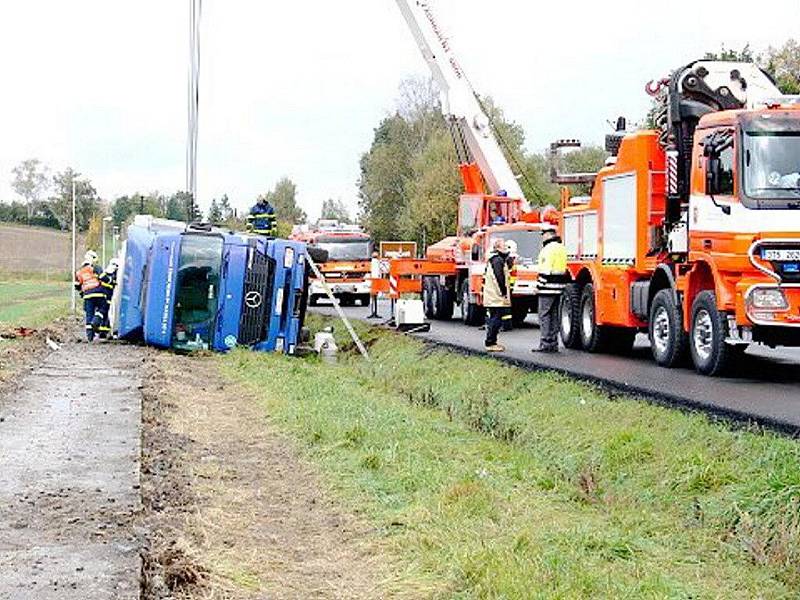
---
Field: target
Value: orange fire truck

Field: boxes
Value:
[291,221,373,307]
[386,0,553,327]
[555,61,800,375]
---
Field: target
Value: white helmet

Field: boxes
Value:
[83,250,98,265]
[506,239,518,256]
[106,258,120,273]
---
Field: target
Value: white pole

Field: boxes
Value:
[102,219,107,265]
[71,178,77,314]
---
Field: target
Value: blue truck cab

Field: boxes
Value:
[115,216,309,354]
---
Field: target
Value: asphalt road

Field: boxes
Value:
[314,300,800,433]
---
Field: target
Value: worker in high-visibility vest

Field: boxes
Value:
[97,258,119,339]
[534,226,569,353]
[483,238,512,352]
[74,251,105,341]
[246,197,277,236]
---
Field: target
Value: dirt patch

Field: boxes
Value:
[140,351,389,599]
[0,315,79,395]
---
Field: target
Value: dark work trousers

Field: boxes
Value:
[538,294,560,350]
[485,307,508,347]
[83,296,104,341]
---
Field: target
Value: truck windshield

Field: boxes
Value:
[316,239,371,261]
[172,235,223,351]
[742,122,800,209]
[489,230,543,264]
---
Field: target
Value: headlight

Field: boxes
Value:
[747,288,788,310]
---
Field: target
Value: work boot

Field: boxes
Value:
[532,346,558,354]
[485,344,505,353]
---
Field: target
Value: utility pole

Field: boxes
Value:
[71,178,77,314]
[186,0,202,221]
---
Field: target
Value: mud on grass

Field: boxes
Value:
[139,349,389,599]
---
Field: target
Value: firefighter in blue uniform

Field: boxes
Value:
[74,251,105,341]
[247,197,277,236]
[97,258,119,339]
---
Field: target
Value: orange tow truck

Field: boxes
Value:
[555,61,800,375]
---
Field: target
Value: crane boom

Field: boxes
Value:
[393,0,527,205]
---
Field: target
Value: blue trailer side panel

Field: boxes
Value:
[256,240,307,355]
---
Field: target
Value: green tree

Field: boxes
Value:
[166,191,192,221]
[11,158,50,221]
[320,198,352,223]
[259,177,306,224]
[48,168,100,231]
[208,197,222,223]
[764,39,800,94]
[704,44,754,62]
[218,194,233,220]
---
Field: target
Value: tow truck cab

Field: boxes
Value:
[116,217,309,354]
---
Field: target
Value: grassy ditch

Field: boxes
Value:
[0,280,70,329]
[221,316,800,598]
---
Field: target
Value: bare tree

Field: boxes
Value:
[11,158,50,222]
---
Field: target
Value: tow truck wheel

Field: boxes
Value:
[460,279,484,326]
[559,283,582,349]
[689,290,732,376]
[308,294,319,307]
[422,277,436,318]
[579,283,607,352]
[648,289,687,367]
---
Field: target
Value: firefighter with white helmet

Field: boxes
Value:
[74,250,104,341]
[97,257,120,338]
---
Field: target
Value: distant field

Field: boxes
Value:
[0,223,86,280]
[0,280,70,329]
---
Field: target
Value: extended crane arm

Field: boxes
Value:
[393,0,527,205]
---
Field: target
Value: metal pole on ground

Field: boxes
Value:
[71,179,76,314]
[306,252,371,362]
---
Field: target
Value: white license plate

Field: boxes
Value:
[762,249,800,261]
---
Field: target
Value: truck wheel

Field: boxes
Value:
[689,290,732,376]
[460,279,484,326]
[422,277,436,318]
[308,294,319,307]
[559,283,582,349]
[511,300,530,327]
[357,294,371,307]
[579,283,609,353]
[648,289,687,367]
[435,284,455,320]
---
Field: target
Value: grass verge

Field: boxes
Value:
[221,315,800,598]
[0,279,70,330]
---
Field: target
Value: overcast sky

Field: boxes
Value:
[0,1,797,220]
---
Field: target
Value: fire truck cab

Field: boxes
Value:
[292,221,373,307]
[557,61,800,375]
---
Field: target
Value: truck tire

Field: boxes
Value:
[579,283,608,352]
[357,294,371,307]
[559,283,582,349]
[460,279,484,326]
[511,300,530,327]
[422,277,436,318]
[689,290,732,376]
[435,284,455,320]
[648,288,687,367]
[308,294,319,307]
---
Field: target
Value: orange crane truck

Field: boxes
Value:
[292,221,373,307]
[555,61,800,375]
[389,0,554,327]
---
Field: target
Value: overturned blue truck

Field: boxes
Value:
[113,216,315,355]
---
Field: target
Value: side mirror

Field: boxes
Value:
[705,154,721,195]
